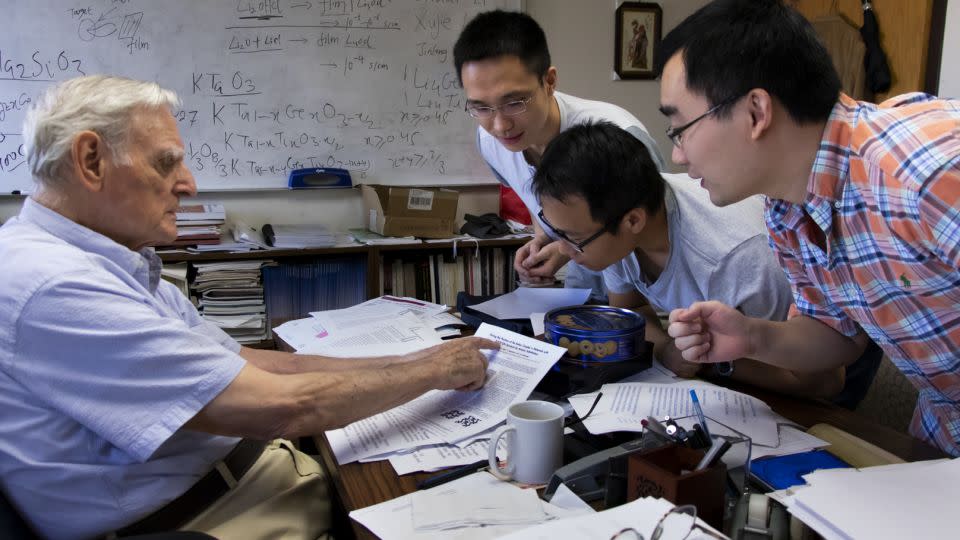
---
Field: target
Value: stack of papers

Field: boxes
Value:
[176,202,226,222]
[498,495,722,540]
[166,202,226,247]
[468,287,591,320]
[349,227,418,245]
[188,220,272,253]
[192,260,273,344]
[350,471,594,539]
[262,223,352,248]
[160,262,189,297]
[777,458,957,539]
[273,295,457,357]
[325,324,565,465]
[352,471,720,540]
[411,477,547,530]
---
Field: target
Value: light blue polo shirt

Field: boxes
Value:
[0,198,246,539]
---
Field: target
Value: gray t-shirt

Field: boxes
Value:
[603,173,792,321]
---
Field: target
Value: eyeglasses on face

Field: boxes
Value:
[665,94,741,147]
[537,209,616,254]
[465,96,533,119]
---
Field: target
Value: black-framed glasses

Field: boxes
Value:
[665,95,741,147]
[537,209,617,254]
[465,96,534,119]
[609,504,727,540]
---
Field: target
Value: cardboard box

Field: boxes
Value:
[361,185,459,239]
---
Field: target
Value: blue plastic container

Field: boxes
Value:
[544,305,646,363]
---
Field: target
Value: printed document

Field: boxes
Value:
[469,287,590,320]
[568,382,780,446]
[308,295,448,330]
[326,324,565,464]
[497,496,722,540]
[389,439,492,476]
[350,471,589,540]
[785,458,958,540]
[274,312,443,357]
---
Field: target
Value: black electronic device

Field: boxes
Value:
[543,431,670,504]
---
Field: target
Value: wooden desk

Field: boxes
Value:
[314,380,944,539]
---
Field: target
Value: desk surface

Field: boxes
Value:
[314,378,944,539]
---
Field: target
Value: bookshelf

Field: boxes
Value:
[158,238,527,348]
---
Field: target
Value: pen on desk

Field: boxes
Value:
[694,438,732,471]
[689,389,711,439]
[415,459,488,490]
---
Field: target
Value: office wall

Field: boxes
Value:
[0,1,706,226]
[939,0,960,98]
[528,0,709,168]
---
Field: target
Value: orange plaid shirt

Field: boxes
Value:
[766,93,960,456]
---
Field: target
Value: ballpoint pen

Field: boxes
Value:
[689,389,711,439]
[415,459,488,490]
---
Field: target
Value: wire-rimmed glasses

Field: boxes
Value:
[609,504,726,540]
[465,96,534,119]
[665,95,741,147]
[537,209,617,254]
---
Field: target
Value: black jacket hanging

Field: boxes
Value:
[860,0,892,94]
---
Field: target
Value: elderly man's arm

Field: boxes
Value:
[239,346,413,374]
[185,337,498,439]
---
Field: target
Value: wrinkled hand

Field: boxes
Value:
[419,337,499,391]
[514,237,569,284]
[667,301,751,364]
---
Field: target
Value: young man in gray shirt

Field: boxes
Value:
[532,121,876,398]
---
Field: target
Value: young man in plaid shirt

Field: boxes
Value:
[660,0,960,456]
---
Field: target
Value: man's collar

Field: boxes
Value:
[804,94,858,205]
[20,198,162,292]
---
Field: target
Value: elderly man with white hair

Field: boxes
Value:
[0,75,497,540]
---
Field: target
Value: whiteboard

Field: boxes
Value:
[0,0,520,194]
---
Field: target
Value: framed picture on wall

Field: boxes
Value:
[615,2,663,80]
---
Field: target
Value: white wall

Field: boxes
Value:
[939,0,960,98]
[0,1,706,226]
[527,0,709,168]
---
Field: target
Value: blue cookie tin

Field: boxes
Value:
[544,305,646,364]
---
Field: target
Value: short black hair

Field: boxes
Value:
[453,10,551,84]
[655,0,840,124]
[533,122,665,226]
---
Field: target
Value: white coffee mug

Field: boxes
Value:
[488,400,564,485]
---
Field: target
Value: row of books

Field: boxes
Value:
[380,247,520,306]
[262,257,368,327]
[168,203,226,247]
[262,224,353,249]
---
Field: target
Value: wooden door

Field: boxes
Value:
[790,0,934,101]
